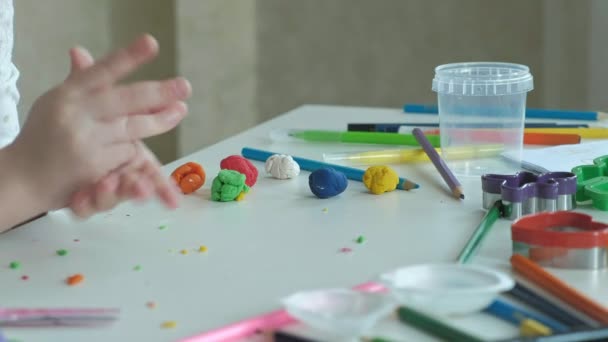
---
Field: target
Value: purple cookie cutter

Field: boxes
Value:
[481,171,577,220]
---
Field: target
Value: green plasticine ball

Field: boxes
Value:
[211,169,251,202]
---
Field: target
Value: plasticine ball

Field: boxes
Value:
[211,169,251,202]
[265,154,300,179]
[362,165,399,195]
[220,155,258,187]
[170,162,206,194]
[308,167,348,199]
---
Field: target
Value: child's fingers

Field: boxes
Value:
[121,101,188,141]
[70,34,158,90]
[68,189,96,218]
[68,46,95,76]
[141,159,180,209]
[99,142,138,174]
[92,173,121,211]
[101,78,191,119]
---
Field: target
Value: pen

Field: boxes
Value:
[270,128,440,147]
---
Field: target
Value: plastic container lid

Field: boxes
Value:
[379,263,514,315]
[432,62,534,96]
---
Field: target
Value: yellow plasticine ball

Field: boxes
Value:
[363,165,400,194]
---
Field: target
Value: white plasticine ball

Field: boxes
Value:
[265,154,300,179]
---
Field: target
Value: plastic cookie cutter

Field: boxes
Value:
[481,171,577,220]
[572,155,608,211]
[511,212,608,269]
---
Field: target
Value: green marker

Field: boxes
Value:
[9,261,20,269]
[270,129,440,147]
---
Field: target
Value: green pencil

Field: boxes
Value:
[271,129,440,147]
[457,200,503,264]
[397,306,485,342]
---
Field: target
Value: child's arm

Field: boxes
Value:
[0,145,45,232]
[0,34,191,233]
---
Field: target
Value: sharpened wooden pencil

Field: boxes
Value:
[412,128,463,199]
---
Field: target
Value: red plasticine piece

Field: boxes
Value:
[220,155,258,187]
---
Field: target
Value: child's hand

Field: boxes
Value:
[7,34,191,212]
[63,46,182,218]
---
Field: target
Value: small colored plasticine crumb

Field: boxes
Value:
[66,274,84,286]
[362,165,400,195]
[158,225,168,230]
[356,236,365,244]
[171,162,206,194]
[161,320,177,329]
[146,301,157,309]
[73,239,80,242]
[9,261,19,270]
[133,265,142,271]
[220,155,259,187]
[211,169,250,202]
[340,247,352,253]
[322,208,328,213]
[21,275,29,281]
[198,245,207,253]
[180,249,188,255]
[56,249,68,256]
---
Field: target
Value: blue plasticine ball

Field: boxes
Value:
[308,167,348,199]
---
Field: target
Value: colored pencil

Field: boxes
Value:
[348,123,588,132]
[506,282,591,328]
[178,282,386,342]
[412,128,463,199]
[242,147,419,190]
[457,201,503,263]
[523,128,608,139]
[497,326,608,342]
[270,128,440,147]
[396,306,485,342]
[484,298,568,333]
[510,255,608,324]
[403,103,608,121]
[322,145,504,165]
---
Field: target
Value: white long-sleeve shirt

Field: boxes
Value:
[0,0,20,148]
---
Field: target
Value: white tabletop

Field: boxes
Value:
[1,105,607,342]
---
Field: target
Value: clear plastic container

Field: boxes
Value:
[433,62,534,176]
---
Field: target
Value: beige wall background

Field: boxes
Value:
[12,0,605,163]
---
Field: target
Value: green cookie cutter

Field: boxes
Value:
[572,155,608,210]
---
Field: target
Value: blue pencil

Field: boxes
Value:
[241,147,419,190]
[347,122,587,133]
[404,103,607,121]
[484,298,570,333]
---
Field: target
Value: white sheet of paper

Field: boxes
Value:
[502,141,608,173]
